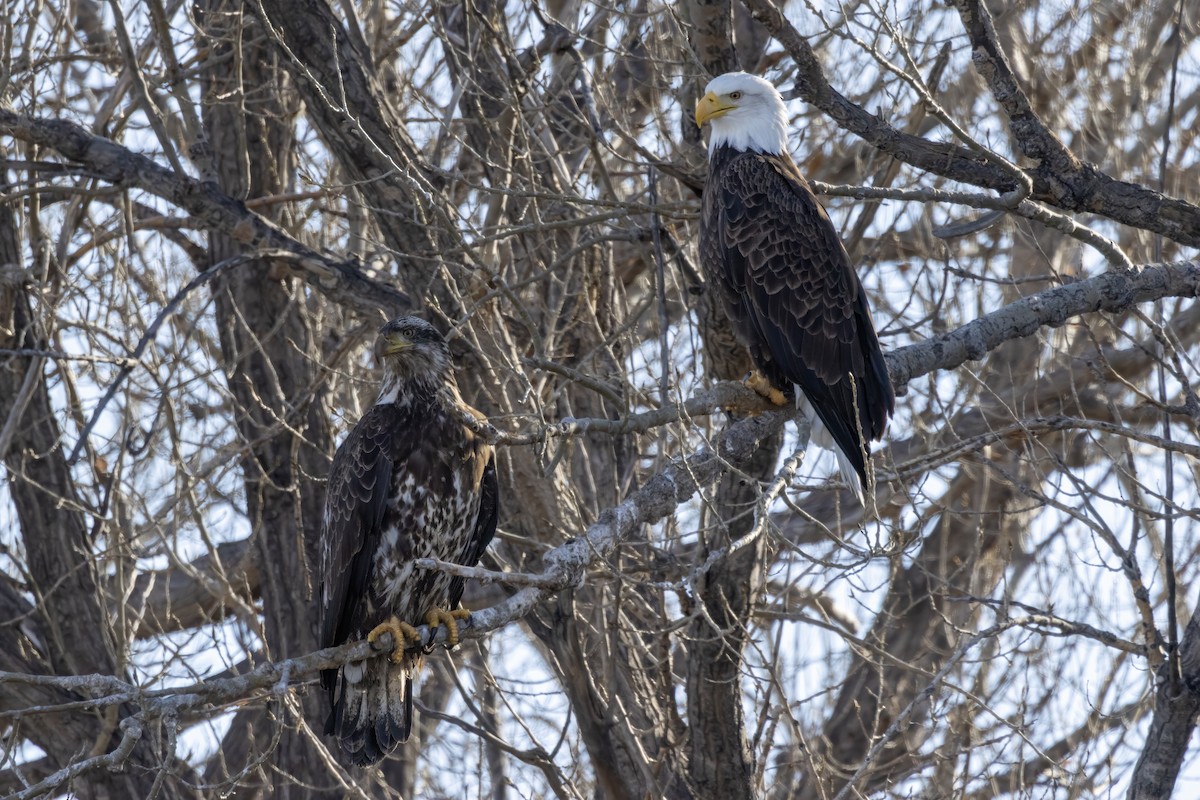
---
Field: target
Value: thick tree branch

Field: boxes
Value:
[1127,602,1200,799]
[7,718,145,800]
[128,539,258,638]
[738,0,1200,246]
[947,0,1077,168]
[737,0,1017,188]
[784,292,1200,537]
[249,0,461,291]
[0,109,409,317]
[885,260,1200,394]
[5,256,1191,704]
[102,261,1200,649]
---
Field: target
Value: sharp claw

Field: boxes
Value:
[744,371,788,407]
[367,617,422,663]
[425,606,472,647]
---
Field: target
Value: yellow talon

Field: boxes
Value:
[425,607,471,647]
[745,370,789,407]
[367,616,422,664]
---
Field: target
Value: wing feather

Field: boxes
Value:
[703,149,895,483]
[319,406,410,690]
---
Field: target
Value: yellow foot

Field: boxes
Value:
[745,370,789,407]
[425,607,471,647]
[367,616,422,664]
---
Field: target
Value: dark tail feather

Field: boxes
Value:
[326,659,412,766]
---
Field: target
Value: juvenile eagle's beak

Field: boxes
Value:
[377,332,412,359]
[695,91,734,127]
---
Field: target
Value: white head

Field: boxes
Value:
[695,72,790,156]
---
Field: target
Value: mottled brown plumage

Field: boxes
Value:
[320,316,498,765]
[697,72,894,500]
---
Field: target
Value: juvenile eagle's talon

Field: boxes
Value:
[367,617,422,664]
[426,606,471,647]
[745,370,789,407]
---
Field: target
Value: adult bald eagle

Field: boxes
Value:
[320,316,498,765]
[695,71,895,503]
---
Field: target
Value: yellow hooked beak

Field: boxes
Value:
[695,91,735,127]
[377,331,413,358]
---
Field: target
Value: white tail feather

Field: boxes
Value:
[796,390,866,506]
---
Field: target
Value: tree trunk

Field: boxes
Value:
[197,2,335,795]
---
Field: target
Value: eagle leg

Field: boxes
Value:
[367,616,423,664]
[745,370,789,407]
[425,607,471,647]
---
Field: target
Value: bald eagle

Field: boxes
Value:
[695,71,894,503]
[320,316,498,765]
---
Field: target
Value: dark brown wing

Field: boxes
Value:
[319,405,410,692]
[702,148,894,482]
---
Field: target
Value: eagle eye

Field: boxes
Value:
[729,91,742,100]
[402,328,414,338]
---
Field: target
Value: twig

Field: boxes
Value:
[0,109,411,315]
[812,181,1133,270]
[831,616,1064,800]
[66,253,256,465]
[9,717,142,800]
[472,382,775,446]
[1155,0,1187,688]
[947,598,1146,656]
[737,0,1200,247]
[0,349,138,366]
[416,702,585,800]
[649,166,673,403]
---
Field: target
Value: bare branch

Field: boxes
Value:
[8,718,144,800]
[0,110,409,316]
[886,260,1200,394]
[739,0,1200,246]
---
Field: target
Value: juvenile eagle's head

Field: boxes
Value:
[373,316,452,402]
[695,71,789,156]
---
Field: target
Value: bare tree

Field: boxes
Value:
[2,0,1198,798]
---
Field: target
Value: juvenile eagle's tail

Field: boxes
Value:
[325,657,412,766]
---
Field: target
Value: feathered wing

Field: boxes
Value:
[319,399,499,765]
[705,150,894,488]
[319,405,414,765]
[320,408,395,675]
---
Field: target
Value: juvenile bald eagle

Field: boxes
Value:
[695,71,895,503]
[320,316,498,765]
